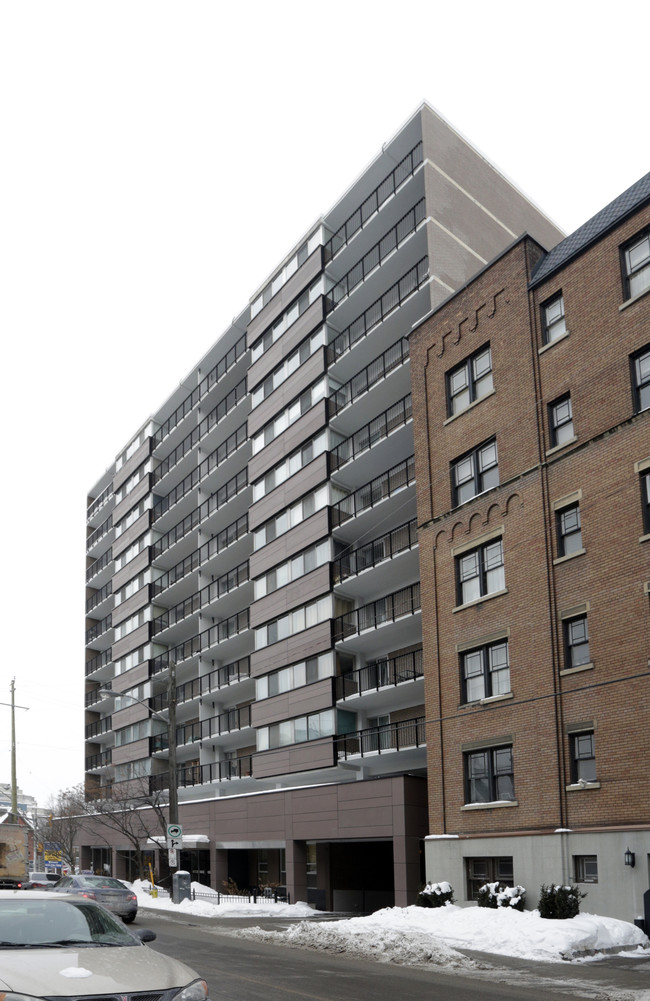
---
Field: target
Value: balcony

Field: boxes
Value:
[201,704,252,740]
[331,456,415,528]
[151,609,250,673]
[325,199,425,316]
[86,547,112,583]
[334,715,425,761]
[85,649,112,678]
[152,514,248,596]
[334,582,420,642]
[87,514,113,552]
[87,483,113,524]
[328,338,409,419]
[336,649,423,701]
[330,394,412,473]
[86,581,112,614]
[152,562,249,636]
[86,613,112,645]
[149,658,251,716]
[149,755,253,793]
[85,749,112,770]
[153,333,247,448]
[334,519,418,585]
[85,716,112,739]
[324,141,423,264]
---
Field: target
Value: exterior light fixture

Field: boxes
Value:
[624,847,635,868]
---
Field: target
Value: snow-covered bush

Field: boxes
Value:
[477,881,526,911]
[538,883,586,919]
[416,881,455,907]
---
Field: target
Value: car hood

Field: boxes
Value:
[0,943,200,996]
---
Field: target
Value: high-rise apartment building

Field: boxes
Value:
[83,103,562,909]
[410,173,650,922]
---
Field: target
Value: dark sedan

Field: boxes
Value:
[51,874,138,922]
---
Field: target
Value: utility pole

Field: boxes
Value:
[0,681,29,822]
[167,661,178,828]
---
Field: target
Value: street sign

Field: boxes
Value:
[168,848,177,867]
[166,823,182,852]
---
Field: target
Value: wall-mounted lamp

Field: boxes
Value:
[624,847,635,868]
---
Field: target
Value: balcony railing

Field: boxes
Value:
[334,715,425,760]
[328,257,429,364]
[324,140,423,263]
[149,658,251,714]
[85,716,112,739]
[86,613,112,644]
[151,609,250,673]
[86,581,112,614]
[85,749,112,770]
[151,423,247,521]
[87,514,113,551]
[149,755,253,792]
[333,582,420,642]
[330,394,411,472]
[336,648,423,700]
[325,199,425,316]
[153,333,247,447]
[87,483,113,522]
[331,456,415,527]
[334,518,418,584]
[152,515,248,596]
[153,467,247,529]
[152,561,249,635]
[86,547,112,583]
[85,649,112,677]
[153,379,247,486]
[85,689,104,708]
[201,704,252,739]
[328,338,409,418]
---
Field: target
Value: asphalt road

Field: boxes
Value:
[140,908,650,1001]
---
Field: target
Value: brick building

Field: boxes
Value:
[410,174,650,921]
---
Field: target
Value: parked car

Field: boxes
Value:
[51,874,138,922]
[23,871,61,889]
[0,889,210,999]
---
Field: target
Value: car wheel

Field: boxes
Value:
[122,913,136,924]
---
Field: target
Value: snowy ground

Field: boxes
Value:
[133,879,649,967]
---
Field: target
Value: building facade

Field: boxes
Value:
[410,174,650,922]
[83,103,562,909]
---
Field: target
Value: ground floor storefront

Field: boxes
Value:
[77,774,427,911]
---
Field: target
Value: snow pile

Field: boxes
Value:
[132,879,316,917]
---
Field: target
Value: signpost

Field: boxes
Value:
[166,824,182,871]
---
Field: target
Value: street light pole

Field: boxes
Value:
[0,681,29,822]
[166,662,178,828]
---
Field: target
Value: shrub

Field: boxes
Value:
[538,883,586,919]
[416,881,455,907]
[477,881,526,911]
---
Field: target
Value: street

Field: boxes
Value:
[141,908,650,1001]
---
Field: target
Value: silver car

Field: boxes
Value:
[51,874,138,922]
[0,890,210,999]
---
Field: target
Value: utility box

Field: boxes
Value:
[172,870,191,905]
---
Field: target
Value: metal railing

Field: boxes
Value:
[152,515,248,596]
[85,749,112,769]
[335,716,425,760]
[334,518,418,583]
[153,561,249,635]
[327,257,429,364]
[328,338,409,418]
[86,547,113,582]
[86,613,112,644]
[325,199,425,315]
[151,609,250,673]
[330,394,411,471]
[151,423,247,521]
[85,716,112,739]
[87,483,113,522]
[333,582,420,642]
[336,648,423,700]
[85,649,111,677]
[153,333,247,447]
[331,455,415,527]
[149,658,251,715]
[86,580,112,614]
[149,755,254,795]
[324,141,423,263]
[87,514,113,551]
[153,379,247,486]
[153,467,247,529]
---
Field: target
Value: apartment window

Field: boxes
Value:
[542,293,566,344]
[465,745,514,804]
[256,653,332,700]
[252,431,328,502]
[255,595,332,649]
[565,615,590,668]
[254,540,330,599]
[557,503,582,556]
[574,855,598,883]
[461,641,510,703]
[251,377,328,454]
[253,485,329,550]
[549,394,574,447]
[622,229,650,300]
[642,470,650,534]
[631,345,650,413]
[452,439,499,506]
[457,538,505,605]
[256,707,336,751]
[447,345,493,416]
[466,857,513,900]
[250,327,326,408]
[570,731,596,783]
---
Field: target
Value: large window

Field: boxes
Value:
[452,439,499,506]
[556,503,583,557]
[254,540,330,599]
[457,538,505,605]
[461,640,510,703]
[542,293,566,344]
[255,595,332,649]
[465,745,514,804]
[570,731,596,783]
[564,615,590,669]
[251,378,328,454]
[549,394,574,447]
[466,857,513,900]
[251,327,326,408]
[256,652,332,701]
[252,431,329,502]
[250,276,324,362]
[621,229,650,300]
[253,485,329,550]
[631,345,650,413]
[257,708,338,751]
[446,345,493,416]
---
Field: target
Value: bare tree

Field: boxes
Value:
[42,784,87,871]
[83,780,170,881]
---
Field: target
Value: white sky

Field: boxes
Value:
[1,0,648,807]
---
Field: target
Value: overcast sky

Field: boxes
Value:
[1,0,647,808]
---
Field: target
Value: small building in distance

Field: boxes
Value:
[410,173,650,921]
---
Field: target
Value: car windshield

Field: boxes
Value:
[78,876,128,890]
[0,898,139,948]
